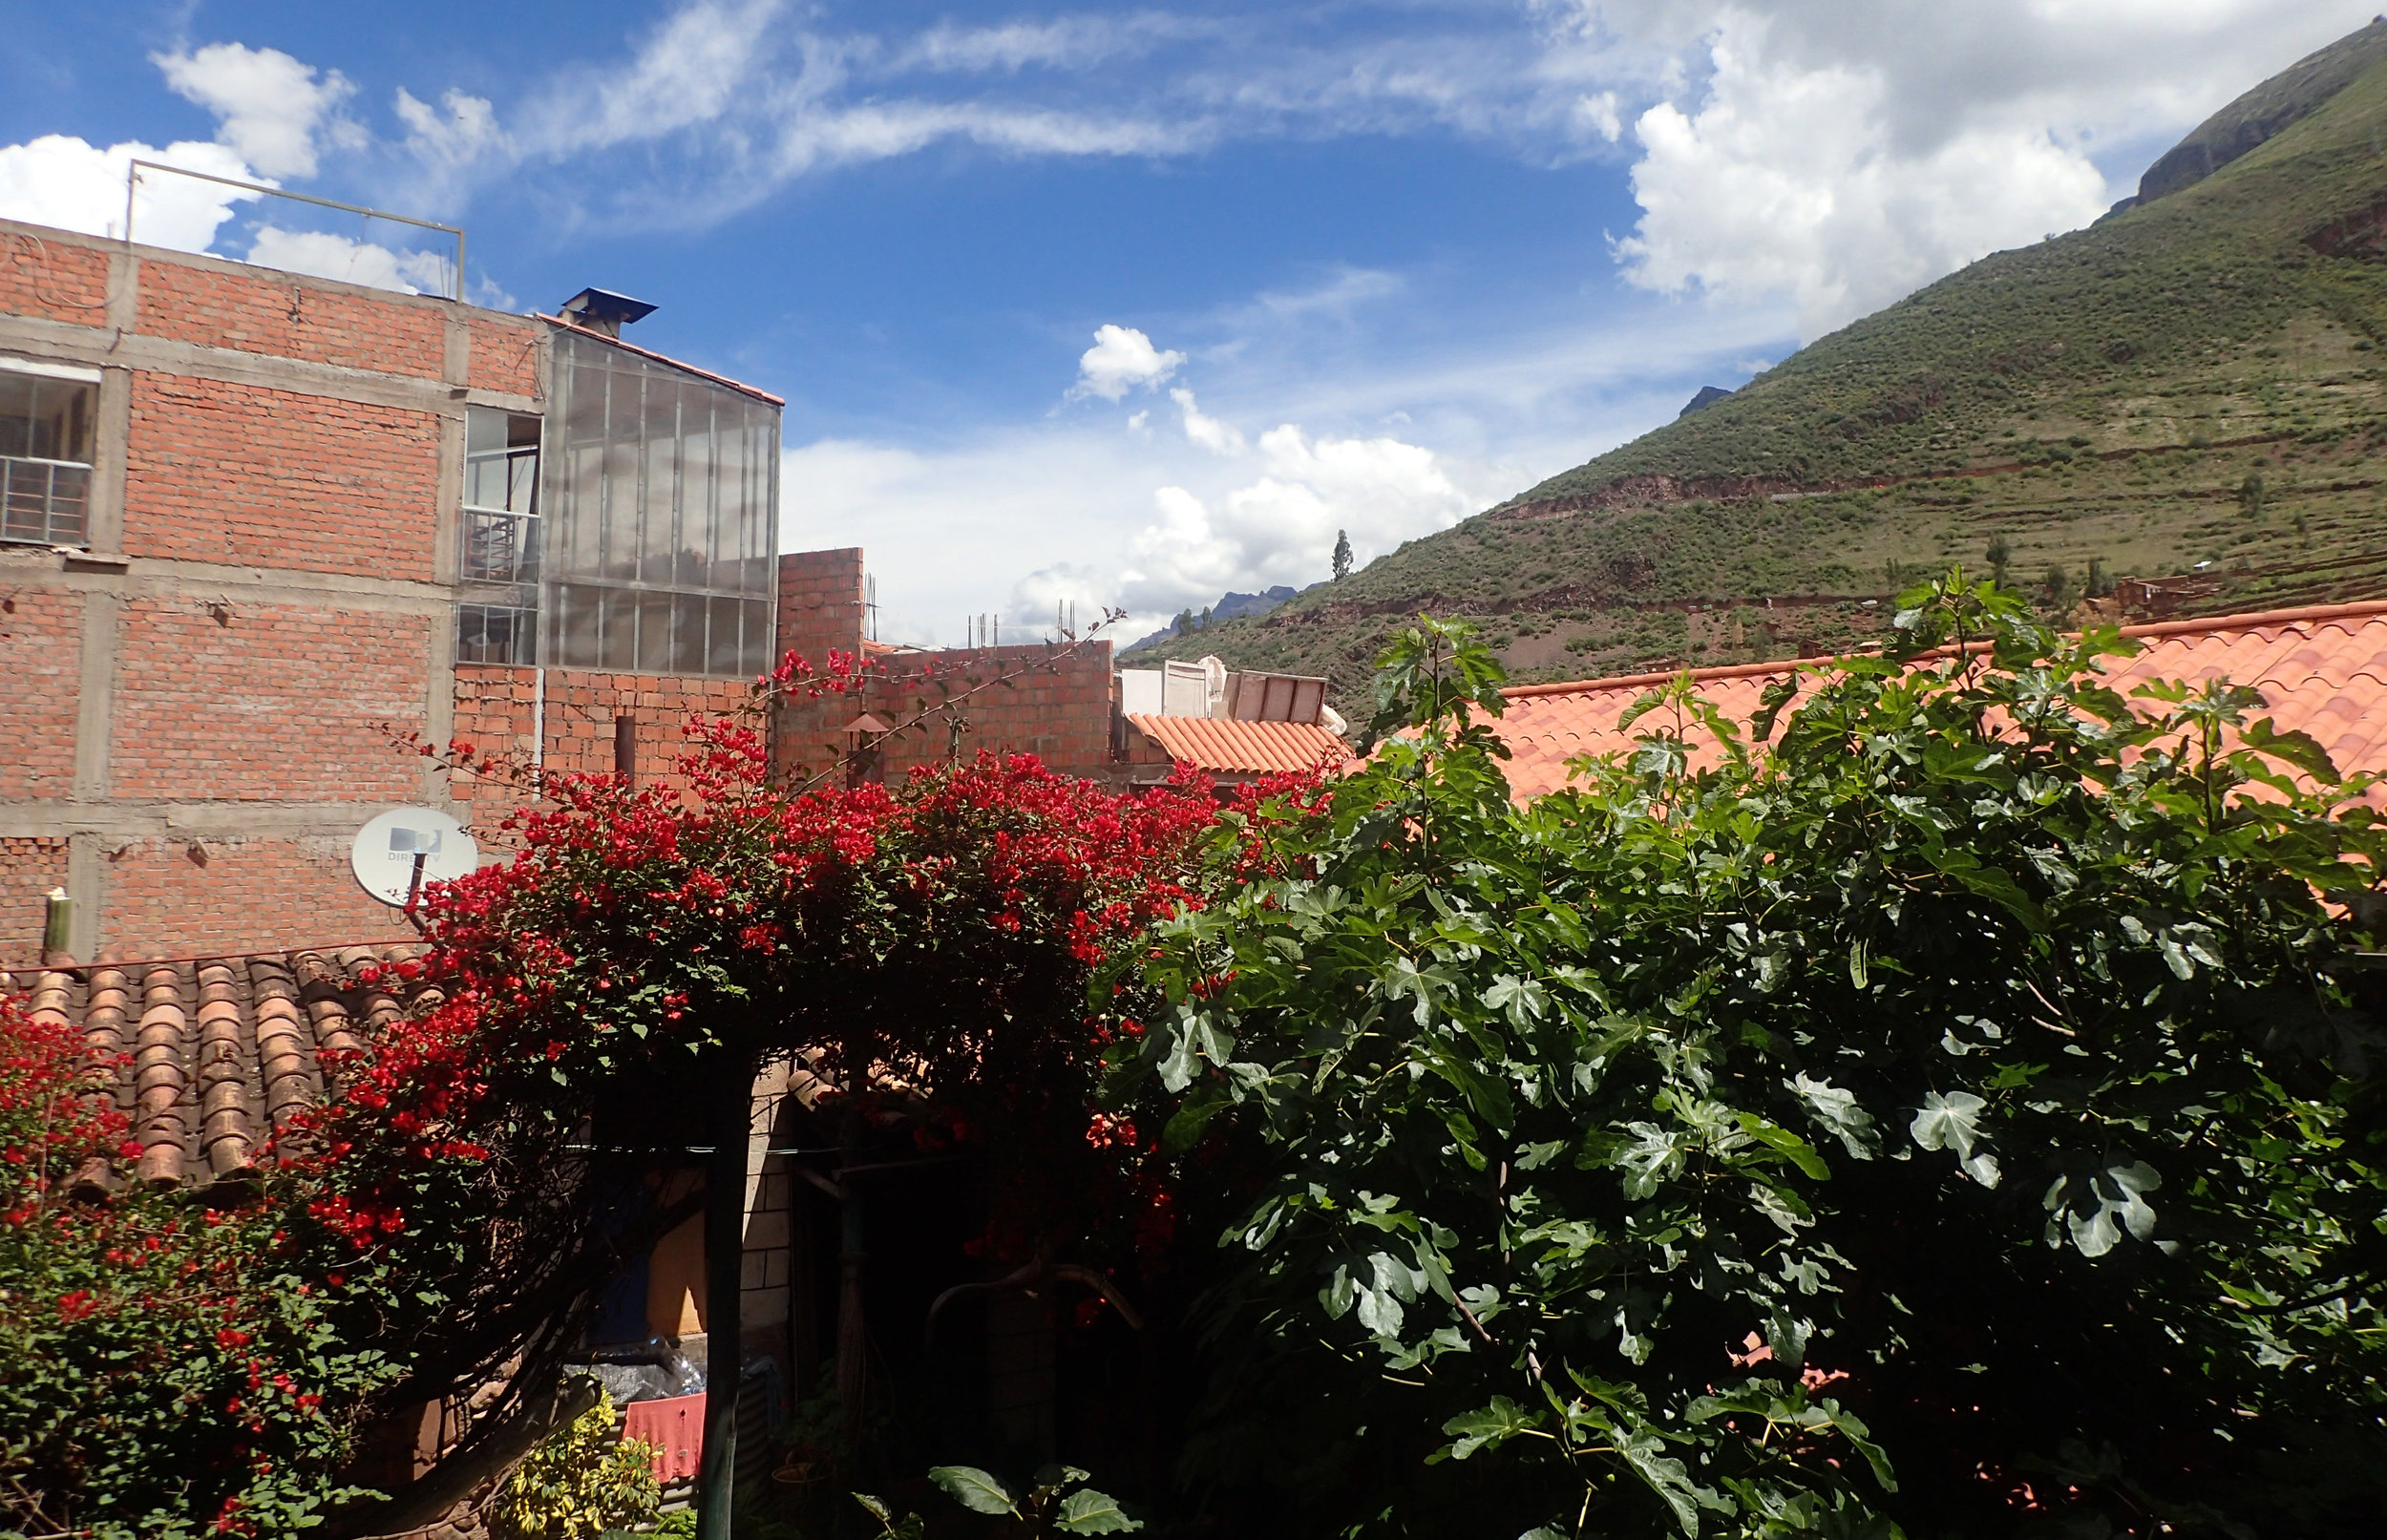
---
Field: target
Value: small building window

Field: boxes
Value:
[0,356,98,548]
[463,407,541,582]
[455,405,542,665]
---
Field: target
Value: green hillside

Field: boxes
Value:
[1143,22,2387,699]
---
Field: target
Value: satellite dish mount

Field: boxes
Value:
[351,809,478,931]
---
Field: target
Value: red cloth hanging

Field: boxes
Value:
[621,1391,706,1483]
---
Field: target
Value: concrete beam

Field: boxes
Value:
[0,799,475,840]
[0,546,463,615]
[0,312,499,418]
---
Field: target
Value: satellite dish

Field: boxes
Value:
[350,808,478,907]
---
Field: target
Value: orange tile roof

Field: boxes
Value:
[7,945,438,1190]
[1126,713,1350,775]
[1490,600,2387,802]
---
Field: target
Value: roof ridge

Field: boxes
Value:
[1501,599,2387,701]
[538,315,786,406]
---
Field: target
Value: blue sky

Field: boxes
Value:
[3,0,2376,643]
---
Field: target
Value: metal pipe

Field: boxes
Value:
[695,1068,749,1540]
[123,160,466,300]
[41,889,72,961]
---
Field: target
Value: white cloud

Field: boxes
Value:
[1170,389,1246,455]
[395,87,507,177]
[243,228,457,295]
[1584,0,2380,339]
[1613,12,2109,339]
[0,135,259,249]
[1110,411,1483,617]
[521,0,788,156]
[154,42,359,180]
[894,16,1195,74]
[785,280,1799,646]
[1070,325,1186,401]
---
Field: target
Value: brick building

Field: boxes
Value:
[0,215,793,966]
[0,213,1152,967]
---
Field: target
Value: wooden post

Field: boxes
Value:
[695,1066,748,1540]
[614,714,636,786]
[835,1184,868,1411]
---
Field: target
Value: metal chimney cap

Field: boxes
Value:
[558,287,658,334]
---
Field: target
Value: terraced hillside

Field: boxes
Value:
[1143,21,2387,700]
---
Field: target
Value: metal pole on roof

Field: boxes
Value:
[694,1065,749,1540]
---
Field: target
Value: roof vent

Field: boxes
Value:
[557,287,657,338]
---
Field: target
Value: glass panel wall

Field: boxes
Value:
[452,331,779,677]
[536,329,778,677]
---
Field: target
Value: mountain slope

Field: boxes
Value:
[1143,24,2387,701]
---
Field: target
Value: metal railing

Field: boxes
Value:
[0,455,90,546]
[124,160,466,302]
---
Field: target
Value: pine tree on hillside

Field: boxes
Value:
[1333,529,1353,582]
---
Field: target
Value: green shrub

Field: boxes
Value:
[496,1388,660,1540]
[1119,592,2387,1536]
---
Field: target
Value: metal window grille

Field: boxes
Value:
[0,457,90,546]
[455,603,538,665]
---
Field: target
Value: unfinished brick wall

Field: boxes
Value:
[0,216,792,965]
[0,585,85,799]
[124,373,444,579]
[775,547,866,665]
[97,834,417,960]
[466,314,541,397]
[771,551,1117,784]
[110,600,433,802]
[135,261,450,378]
[0,231,108,324]
[449,664,757,831]
[0,838,71,964]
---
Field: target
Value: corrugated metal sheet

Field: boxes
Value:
[1489,601,2387,802]
[1126,713,1349,774]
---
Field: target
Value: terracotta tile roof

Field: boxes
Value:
[1125,713,1350,775]
[7,944,440,1190]
[1491,600,2387,802]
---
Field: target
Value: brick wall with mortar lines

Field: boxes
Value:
[0,585,86,798]
[449,665,757,833]
[125,372,443,578]
[466,314,542,397]
[110,600,434,802]
[97,834,417,961]
[774,645,1118,785]
[775,547,866,664]
[0,838,71,967]
[771,550,1117,782]
[134,260,451,379]
[0,231,108,325]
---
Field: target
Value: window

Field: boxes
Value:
[0,356,97,547]
[463,408,541,582]
[454,405,543,664]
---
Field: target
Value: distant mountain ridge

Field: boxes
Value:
[1135,19,2387,704]
[1121,584,1306,654]
[2133,16,2387,205]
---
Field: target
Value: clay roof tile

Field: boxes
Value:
[1488,601,2387,802]
[15,944,440,1192]
[1125,714,1349,775]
